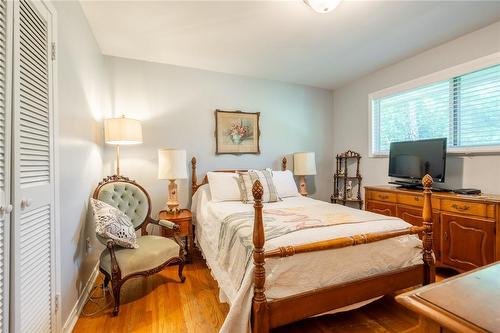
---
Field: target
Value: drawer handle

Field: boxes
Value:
[378,194,389,200]
[451,203,470,211]
[444,232,448,241]
[414,196,420,201]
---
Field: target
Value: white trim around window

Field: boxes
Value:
[368,52,500,157]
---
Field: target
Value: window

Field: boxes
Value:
[370,63,500,155]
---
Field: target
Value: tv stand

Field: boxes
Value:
[365,185,500,273]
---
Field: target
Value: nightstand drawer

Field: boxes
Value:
[176,219,191,237]
[158,209,193,237]
[158,209,194,262]
[160,219,191,237]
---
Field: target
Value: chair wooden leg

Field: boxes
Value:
[103,274,110,290]
[178,260,186,283]
[111,281,121,316]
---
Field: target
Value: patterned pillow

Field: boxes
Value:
[90,198,139,249]
[237,169,280,203]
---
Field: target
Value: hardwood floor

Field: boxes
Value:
[73,252,452,333]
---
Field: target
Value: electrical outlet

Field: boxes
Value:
[86,237,92,254]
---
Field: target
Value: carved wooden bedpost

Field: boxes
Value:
[281,157,287,171]
[422,174,436,285]
[191,157,197,195]
[252,180,269,333]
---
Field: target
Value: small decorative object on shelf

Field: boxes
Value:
[331,150,363,209]
[346,180,353,199]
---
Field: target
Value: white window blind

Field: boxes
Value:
[371,64,500,155]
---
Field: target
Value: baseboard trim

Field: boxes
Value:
[62,263,100,333]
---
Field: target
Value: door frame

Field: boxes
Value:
[47,0,60,331]
[9,0,59,331]
[43,1,60,331]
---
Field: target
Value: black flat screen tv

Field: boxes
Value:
[388,138,447,183]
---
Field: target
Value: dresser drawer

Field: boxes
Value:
[367,190,397,203]
[398,193,423,207]
[397,205,424,226]
[396,205,441,260]
[441,200,488,217]
[366,201,397,217]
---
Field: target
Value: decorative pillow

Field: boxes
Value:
[237,169,280,203]
[90,198,139,249]
[207,172,241,202]
[272,170,300,198]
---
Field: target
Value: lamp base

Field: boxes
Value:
[166,179,180,213]
[299,175,308,196]
[166,204,180,214]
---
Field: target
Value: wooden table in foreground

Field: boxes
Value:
[396,262,500,333]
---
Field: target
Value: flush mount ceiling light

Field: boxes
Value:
[304,0,342,13]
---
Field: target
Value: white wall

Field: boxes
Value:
[104,56,334,215]
[333,21,500,194]
[53,1,110,328]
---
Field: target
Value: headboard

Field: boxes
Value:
[191,156,288,196]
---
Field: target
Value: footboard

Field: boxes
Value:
[251,175,436,333]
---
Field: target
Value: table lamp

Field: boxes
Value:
[294,152,317,196]
[158,149,187,213]
[104,116,143,176]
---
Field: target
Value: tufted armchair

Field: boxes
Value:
[93,175,185,316]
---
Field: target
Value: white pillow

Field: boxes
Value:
[207,171,241,202]
[272,170,300,198]
[237,170,280,203]
[90,198,139,249]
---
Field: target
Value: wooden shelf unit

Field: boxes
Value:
[331,150,363,209]
[365,185,500,273]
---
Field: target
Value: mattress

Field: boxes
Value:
[191,184,423,332]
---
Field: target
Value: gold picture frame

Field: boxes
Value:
[215,109,260,155]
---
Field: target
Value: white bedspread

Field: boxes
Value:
[191,185,423,333]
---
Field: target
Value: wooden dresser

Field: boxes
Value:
[365,186,500,272]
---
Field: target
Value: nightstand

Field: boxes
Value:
[158,209,194,262]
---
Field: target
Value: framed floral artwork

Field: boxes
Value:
[215,109,260,154]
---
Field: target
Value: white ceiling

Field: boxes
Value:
[80,1,500,89]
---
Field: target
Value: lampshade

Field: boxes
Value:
[304,0,342,13]
[104,117,143,145]
[294,152,317,176]
[158,149,188,180]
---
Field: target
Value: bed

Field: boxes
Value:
[190,157,435,333]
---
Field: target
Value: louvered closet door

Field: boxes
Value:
[11,1,55,332]
[0,1,11,332]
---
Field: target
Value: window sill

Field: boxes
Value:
[370,146,500,158]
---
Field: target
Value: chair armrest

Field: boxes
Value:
[150,219,185,255]
[149,218,184,255]
[159,219,178,230]
[106,239,116,248]
[149,218,180,233]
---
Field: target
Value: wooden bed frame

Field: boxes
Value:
[191,156,435,333]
